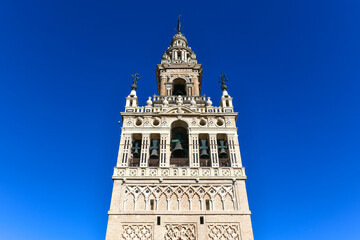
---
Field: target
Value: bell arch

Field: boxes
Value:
[172,78,187,96]
[170,120,189,167]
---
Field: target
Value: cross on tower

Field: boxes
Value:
[131,72,140,90]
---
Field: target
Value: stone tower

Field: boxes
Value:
[105,21,254,240]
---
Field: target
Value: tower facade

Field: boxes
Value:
[105,24,254,240]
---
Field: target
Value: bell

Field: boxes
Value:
[218,140,228,158]
[132,141,141,158]
[171,133,186,158]
[172,141,186,158]
[172,141,184,152]
[199,139,209,159]
[150,140,159,159]
[150,149,159,158]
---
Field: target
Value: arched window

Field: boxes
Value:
[172,78,186,96]
[170,120,189,167]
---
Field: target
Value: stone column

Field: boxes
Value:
[140,134,150,167]
[227,134,242,167]
[209,134,219,167]
[117,133,132,167]
[189,133,199,167]
[160,134,170,167]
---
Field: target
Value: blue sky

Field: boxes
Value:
[1,0,359,239]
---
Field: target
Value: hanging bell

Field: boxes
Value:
[132,141,141,158]
[218,140,228,158]
[199,139,209,159]
[150,140,159,159]
[172,141,185,156]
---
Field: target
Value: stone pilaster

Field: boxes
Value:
[140,134,150,167]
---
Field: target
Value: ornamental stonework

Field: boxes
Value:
[164,224,196,240]
[121,224,152,240]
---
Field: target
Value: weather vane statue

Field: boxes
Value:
[131,72,140,90]
[219,72,228,91]
[177,14,182,33]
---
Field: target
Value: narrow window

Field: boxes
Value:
[205,199,210,210]
[157,216,161,225]
[150,199,155,210]
[200,216,204,225]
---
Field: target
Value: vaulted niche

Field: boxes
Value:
[217,134,230,167]
[149,133,160,167]
[199,134,211,167]
[170,120,189,166]
[172,78,186,96]
[130,133,142,167]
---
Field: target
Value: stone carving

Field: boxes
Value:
[176,95,183,105]
[207,223,240,240]
[150,169,157,176]
[203,169,210,176]
[191,169,198,176]
[222,169,231,176]
[161,169,170,176]
[164,224,196,240]
[234,169,242,176]
[121,224,152,240]
[118,169,125,176]
[115,167,242,178]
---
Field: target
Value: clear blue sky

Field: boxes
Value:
[1,0,359,239]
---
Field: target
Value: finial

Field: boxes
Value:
[177,14,182,33]
[131,72,140,90]
[219,72,228,91]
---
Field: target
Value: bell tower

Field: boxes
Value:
[105,18,254,240]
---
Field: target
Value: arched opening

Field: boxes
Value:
[129,134,142,167]
[199,134,211,167]
[172,78,186,96]
[217,134,230,167]
[170,120,189,167]
[149,134,160,167]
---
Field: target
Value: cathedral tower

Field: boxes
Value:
[105,19,254,240]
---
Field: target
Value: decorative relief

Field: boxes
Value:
[202,169,210,176]
[124,185,234,207]
[115,167,244,178]
[207,223,240,240]
[129,170,137,176]
[191,169,198,176]
[150,169,157,176]
[234,169,242,176]
[118,169,125,176]
[161,169,169,176]
[164,224,196,240]
[222,169,231,176]
[121,224,152,240]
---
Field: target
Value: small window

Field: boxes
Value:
[205,200,210,210]
[157,216,161,225]
[150,199,155,210]
[200,216,204,225]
